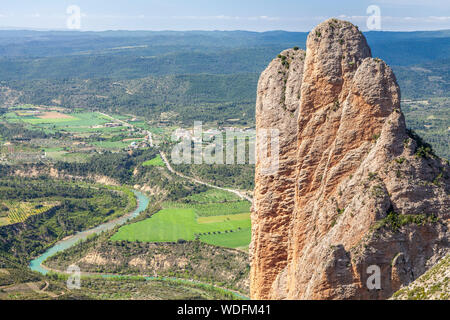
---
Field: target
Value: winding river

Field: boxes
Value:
[29,190,149,275]
[28,190,248,299]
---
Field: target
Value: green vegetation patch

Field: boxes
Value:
[182,189,241,203]
[15,112,109,129]
[197,212,250,224]
[110,207,251,248]
[0,201,57,226]
[0,177,135,262]
[164,200,251,217]
[91,140,134,149]
[142,154,165,167]
[200,228,251,249]
[402,99,448,160]
[193,201,251,217]
[372,211,439,232]
[392,254,449,300]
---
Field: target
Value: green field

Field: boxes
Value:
[1,108,151,153]
[183,189,241,203]
[165,200,251,217]
[23,116,79,124]
[200,229,251,249]
[3,110,110,130]
[0,217,9,227]
[110,205,251,248]
[142,155,165,167]
[109,189,253,248]
[48,112,110,127]
[197,212,250,223]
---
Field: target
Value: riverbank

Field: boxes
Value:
[29,189,249,300]
[29,190,149,275]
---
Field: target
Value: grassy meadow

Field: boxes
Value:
[142,154,165,167]
[111,189,252,249]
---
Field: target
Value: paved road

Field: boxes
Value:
[159,151,253,203]
[101,112,253,203]
[41,263,248,300]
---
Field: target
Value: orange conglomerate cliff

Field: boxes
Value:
[250,19,450,300]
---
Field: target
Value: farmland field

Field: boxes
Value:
[0,217,8,227]
[200,228,251,249]
[0,107,155,159]
[183,188,241,203]
[110,195,252,249]
[23,113,77,124]
[29,112,110,128]
[0,201,58,226]
[165,200,251,217]
[44,150,92,163]
[197,212,250,224]
[142,155,165,167]
[2,109,113,132]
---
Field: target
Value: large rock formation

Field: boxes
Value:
[251,19,450,300]
[390,253,449,300]
[251,47,305,299]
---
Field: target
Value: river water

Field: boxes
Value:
[28,190,248,299]
[29,190,149,275]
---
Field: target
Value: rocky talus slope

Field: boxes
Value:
[390,253,449,300]
[251,19,449,300]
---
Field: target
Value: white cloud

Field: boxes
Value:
[159,15,280,21]
[429,16,450,21]
[375,0,447,6]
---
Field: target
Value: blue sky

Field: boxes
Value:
[0,0,449,31]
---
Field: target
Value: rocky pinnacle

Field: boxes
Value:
[251,19,449,300]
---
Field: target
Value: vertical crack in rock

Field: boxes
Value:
[251,19,450,300]
[251,48,305,300]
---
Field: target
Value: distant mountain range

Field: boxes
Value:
[0,27,447,159]
[0,29,448,66]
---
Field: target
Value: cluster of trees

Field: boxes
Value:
[54,148,158,183]
[393,60,450,99]
[174,163,255,190]
[0,176,99,200]
[4,73,258,126]
[46,234,250,294]
[402,99,449,160]
[51,148,211,201]
[0,122,59,140]
[0,177,128,263]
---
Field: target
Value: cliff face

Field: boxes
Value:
[251,19,450,300]
[251,48,305,299]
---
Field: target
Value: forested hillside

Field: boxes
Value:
[0,29,448,158]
